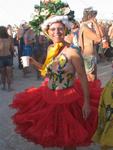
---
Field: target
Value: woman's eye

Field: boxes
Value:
[49,27,64,31]
[50,28,55,31]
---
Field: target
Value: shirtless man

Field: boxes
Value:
[108,22,113,49]
[79,7,102,81]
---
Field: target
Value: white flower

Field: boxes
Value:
[41,9,50,16]
[62,7,70,15]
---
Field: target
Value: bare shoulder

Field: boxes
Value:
[79,23,89,35]
[67,47,80,58]
[80,22,88,28]
[68,47,78,55]
[66,47,84,67]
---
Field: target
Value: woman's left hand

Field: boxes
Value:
[82,101,91,120]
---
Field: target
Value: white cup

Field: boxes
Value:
[21,56,30,68]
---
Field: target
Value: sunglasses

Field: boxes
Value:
[49,27,65,32]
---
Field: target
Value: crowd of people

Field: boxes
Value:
[1,8,113,86]
[0,1,113,150]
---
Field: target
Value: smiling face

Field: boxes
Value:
[47,22,66,43]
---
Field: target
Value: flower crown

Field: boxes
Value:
[29,0,75,35]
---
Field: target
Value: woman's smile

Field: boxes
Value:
[48,22,65,42]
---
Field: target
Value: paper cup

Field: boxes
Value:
[21,56,30,68]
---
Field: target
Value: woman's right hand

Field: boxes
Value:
[29,57,36,65]
[29,57,42,70]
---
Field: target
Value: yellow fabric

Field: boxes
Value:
[92,78,113,146]
[40,42,64,77]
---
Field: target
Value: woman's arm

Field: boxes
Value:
[30,57,42,70]
[71,48,90,119]
[83,22,101,43]
[30,45,53,72]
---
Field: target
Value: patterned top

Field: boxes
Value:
[47,52,75,90]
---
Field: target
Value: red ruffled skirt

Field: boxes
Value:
[10,79,102,147]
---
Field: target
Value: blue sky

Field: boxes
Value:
[0,0,113,26]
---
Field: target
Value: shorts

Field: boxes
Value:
[0,55,13,68]
[83,55,97,74]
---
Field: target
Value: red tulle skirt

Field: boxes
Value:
[10,79,102,147]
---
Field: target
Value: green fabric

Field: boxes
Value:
[110,39,113,47]
[83,55,96,73]
[93,78,113,146]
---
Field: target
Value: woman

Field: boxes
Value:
[0,26,14,91]
[10,15,102,149]
[93,63,113,150]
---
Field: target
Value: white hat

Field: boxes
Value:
[41,15,72,32]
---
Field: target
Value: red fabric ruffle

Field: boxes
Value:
[10,79,102,147]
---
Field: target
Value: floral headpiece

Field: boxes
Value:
[29,0,75,35]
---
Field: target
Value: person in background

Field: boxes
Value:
[7,25,14,66]
[17,22,25,69]
[97,20,109,62]
[79,7,102,81]
[22,25,35,77]
[7,24,13,37]
[108,21,113,57]
[93,61,113,150]
[0,26,14,91]
[70,20,80,49]
[33,33,52,79]
[65,20,80,54]
[10,14,102,150]
[13,25,19,57]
